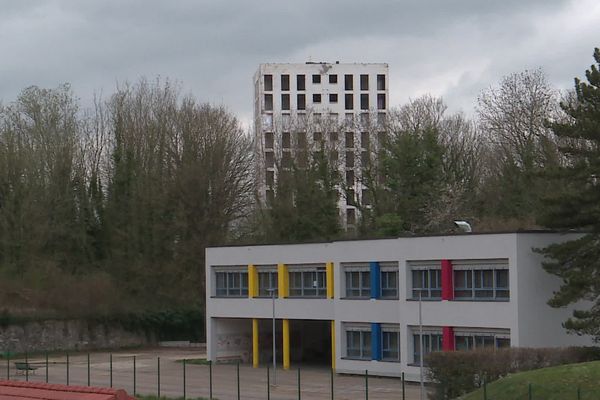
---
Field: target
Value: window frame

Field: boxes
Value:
[454,268,510,300]
[288,268,327,297]
[344,269,371,298]
[215,270,249,297]
[411,268,442,300]
[346,328,371,360]
[380,269,399,299]
[258,269,278,297]
[381,329,400,362]
[412,331,442,365]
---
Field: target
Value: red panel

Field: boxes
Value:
[441,259,454,300]
[0,381,133,400]
[442,326,455,351]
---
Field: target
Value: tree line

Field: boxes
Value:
[1,50,599,338]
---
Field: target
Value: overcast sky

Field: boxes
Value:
[1,0,599,125]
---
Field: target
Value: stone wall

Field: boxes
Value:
[0,319,155,353]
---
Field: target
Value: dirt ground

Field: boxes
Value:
[1,347,427,399]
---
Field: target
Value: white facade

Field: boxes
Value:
[205,232,592,379]
[254,62,389,229]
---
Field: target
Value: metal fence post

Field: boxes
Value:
[267,364,270,400]
[237,361,241,400]
[45,352,49,383]
[297,367,301,400]
[331,367,334,400]
[66,353,69,385]
[577,386,581,400]
[87,353,91,386]
[365,369,369,400]
[133,355,137,396]
[528,383,532,400]
[25,352,29,382]
[110,353,113,388]
[183,359,187,400]
[402,372,405,400]
[6,352,9,380]
[157,356,161,398]
[209,360,213,400]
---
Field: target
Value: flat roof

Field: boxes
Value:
[207,229,580,249]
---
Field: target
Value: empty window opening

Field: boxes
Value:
[345,94,354,110]
[297,94,306,110]
[282,132,291,148]
[360,94,369,110]
[297,75,306,91]
[264,132,274,149]
[377,94,386,110]
[281,94,290,111]
[329,74,338,84]
[344,74,353,90]
[281,74,290,91]
[345,132,354,148]
[360,74,369,90]
[264,75,273,91]
[312,74,321,84]
[377,74,386,90]
[264,94,273,111]
[313,94,322,103]
[329,93,338,103]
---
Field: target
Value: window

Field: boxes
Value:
[345,132,354,148]
[281,94,290,110]
[346,328,371,359]
[282,152,292,168]
[265,152,274,167]
[377,74,386,91]
[297,75,305,90]
[412,269,441,299]
[345,268,370,298]
[264,94,273,111]
[346,170,355,186]
[264,75,273,91]
[454,268,509,300]
[281,132,291,149]
[382,329,400,361]
[413,332,442,364]
[455,332,510,351]
[329,131,338,142]
[297,94,306,110]
[264,132,274,149]
[380,269,398,298]
[281,74,290,91]
[344,74,353,90]
[329,150,338,163]
[313,94,322,103]
[329,74,337,84]
[360,113,370,126]
[361,189,371,206]
[360,94,369,110]
[377,113,386,127]
[313,131,323,142]
[346,208,356,225]
[361,132,370,149]
[345,94,354,110]
[262,114,273,130]
[266,170,274,187]
[215,270,248,297]
[345,113,354,126]
[258,270,278,297]
[377,94,386,110]
[282,114,291,130]
[297,131,307,148]
[312,74,321,84]
[360,74,369,90]
[346,151,354,168]
[289,268,326,297]
[361,151,369,166]
[329,93,338,103]
[346,189,355,205]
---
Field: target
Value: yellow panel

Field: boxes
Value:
[331,320,336,370]
[283,319,290,370]
[252,319,259,368]
[277,263,289,298]
[326,262,334,299]
[248,264,258,298]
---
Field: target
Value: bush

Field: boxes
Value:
[426,346,600,399]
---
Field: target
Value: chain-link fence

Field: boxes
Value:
[0,351,423,400]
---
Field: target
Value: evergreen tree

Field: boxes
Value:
[538,48,600,339]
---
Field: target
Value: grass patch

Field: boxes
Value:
[459,360,600,400]
[176,358,210,365]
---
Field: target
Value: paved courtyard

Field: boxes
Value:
[1,347,427,399]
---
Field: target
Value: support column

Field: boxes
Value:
[441,259,454,300]
[248,264,258,298]
[252,319,259,367]
[331,321,336,370]
[278,263,289,298]
[283,319,290,369]
[442,326,455,351]
[326,262,334,299]
[370,262,380,299]
[371,323,381,361]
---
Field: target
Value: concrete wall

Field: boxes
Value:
[0,320,154,353]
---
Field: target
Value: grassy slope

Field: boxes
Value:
[459,361,600,400]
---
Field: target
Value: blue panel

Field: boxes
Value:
[371,323,381,361]
[370,262,380,299]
